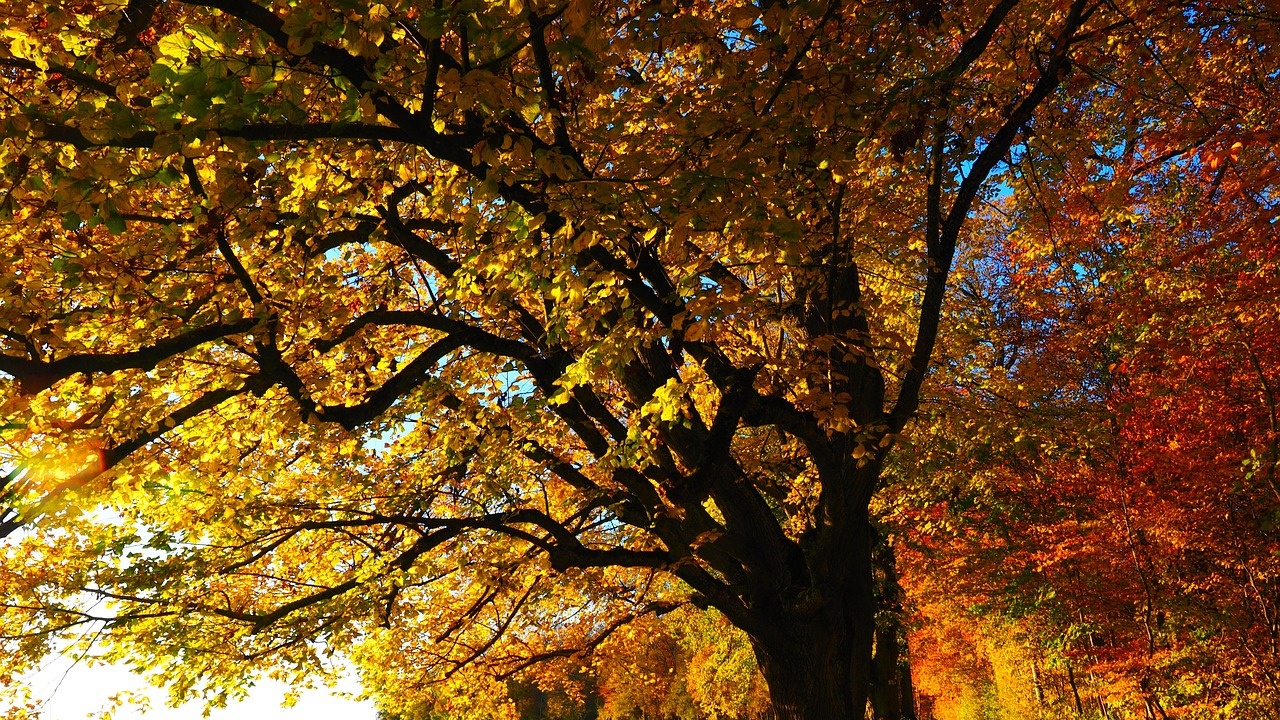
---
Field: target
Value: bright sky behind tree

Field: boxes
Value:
[25,657,375,720]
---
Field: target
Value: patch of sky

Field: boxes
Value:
[720,27,763,52]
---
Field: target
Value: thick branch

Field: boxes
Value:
[0,319,256,396]
[30,120,412,149]
[891,0,1090,431]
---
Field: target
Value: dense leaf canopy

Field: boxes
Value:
[0,0,1277,718]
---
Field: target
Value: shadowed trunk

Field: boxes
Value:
[753,515,877,720]
[899,657,918,720]
[869,536,917,720]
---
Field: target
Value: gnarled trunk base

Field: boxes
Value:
[753,516,877,720]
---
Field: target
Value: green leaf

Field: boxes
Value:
[157,31,192,61]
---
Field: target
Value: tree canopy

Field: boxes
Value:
[1,0,1277,719]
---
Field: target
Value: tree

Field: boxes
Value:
[0,1,1271,718]
[891,205,1280,718]
[879,18,1280,714]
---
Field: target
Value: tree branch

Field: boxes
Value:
[0,319,256,396]
[891,0,1091,431]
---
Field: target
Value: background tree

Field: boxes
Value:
[0,1,1273,719]
[880,11,1280,714]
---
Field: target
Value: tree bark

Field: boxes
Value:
[899,658,918,720]
[869,536,912,720]
[751,507,877,720]
[870,620,904,720]
[1066,661,1085,717]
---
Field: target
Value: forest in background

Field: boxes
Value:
[0,1,1277,719]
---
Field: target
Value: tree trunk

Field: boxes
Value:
[1031,659,1046,713]
[870,618,904,720]
[899,658,918,720]
[751,508,877,720]
[868,535,913,720]
[756,631,871,720]
[1066,661,1085,717]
